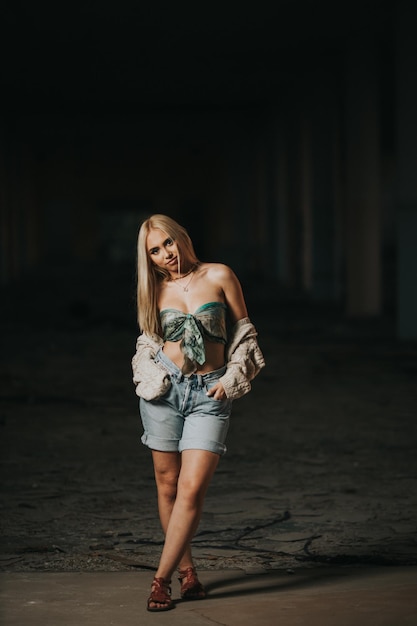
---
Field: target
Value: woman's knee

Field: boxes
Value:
[154,467,180,501]
[176,477,208,509]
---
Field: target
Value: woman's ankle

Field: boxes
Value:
[177,562,194,573]
[154,570,172,583]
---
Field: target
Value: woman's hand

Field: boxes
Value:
[206,381,227,401]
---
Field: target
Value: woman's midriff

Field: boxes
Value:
[162,340,226,374]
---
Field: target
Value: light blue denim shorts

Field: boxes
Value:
[140,349,232,456]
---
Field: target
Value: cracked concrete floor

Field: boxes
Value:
[1,264,417,579]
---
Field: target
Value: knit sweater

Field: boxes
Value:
[132,317,265,401]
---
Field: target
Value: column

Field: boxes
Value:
[345,38,381,316]
[310,76,340,301]
[273,117,291,285]
[396,1,417,339]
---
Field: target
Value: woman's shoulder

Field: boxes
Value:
[199,262,235,281]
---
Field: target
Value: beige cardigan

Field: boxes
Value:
[132,317,265,401]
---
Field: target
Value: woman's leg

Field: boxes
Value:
[154,448,219,581]
[151,450,195,570]
[149,449,218,609]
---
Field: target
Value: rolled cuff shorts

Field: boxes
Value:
[140,349,232,456]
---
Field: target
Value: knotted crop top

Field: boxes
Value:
[160,301,228,374]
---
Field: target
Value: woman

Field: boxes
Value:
[132,214,265,612]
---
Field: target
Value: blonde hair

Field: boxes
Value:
[136,214,199,334]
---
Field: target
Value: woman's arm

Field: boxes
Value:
[131,332,171,400]
[220,265,248,324]
[218,317,265,399]
[206,265,264,401]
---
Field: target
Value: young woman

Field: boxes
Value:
[132,214,265,612]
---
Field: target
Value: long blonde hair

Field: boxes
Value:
[136,214,199,334]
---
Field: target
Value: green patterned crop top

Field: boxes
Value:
[160,301,228,374]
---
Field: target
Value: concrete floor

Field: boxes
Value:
[1,263,417,625]
[1,568,417,625]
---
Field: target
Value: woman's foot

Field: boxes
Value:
[147,577,174,612]
[177,566,206,600]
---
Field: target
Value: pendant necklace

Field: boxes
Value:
[172,263,198,292]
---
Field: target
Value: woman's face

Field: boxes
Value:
[146,228,180,273]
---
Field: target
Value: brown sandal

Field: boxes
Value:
[177,566,206,600]
[147,577,174,612]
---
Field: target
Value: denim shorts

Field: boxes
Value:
[139,349,232,456]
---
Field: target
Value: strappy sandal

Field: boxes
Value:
[177,566,206,601]
[147,577,174,612]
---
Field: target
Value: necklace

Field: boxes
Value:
[172,266,194,281]
[171,263,198,292]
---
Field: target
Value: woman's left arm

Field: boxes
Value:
[220,265,249,324]
[206,265,251,401]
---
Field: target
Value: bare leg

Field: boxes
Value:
[155,449,219,579]
[149,449,219,609]
[151,450,195,570]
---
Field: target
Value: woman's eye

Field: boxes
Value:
[165,238,173,246]
[150,248,159,255]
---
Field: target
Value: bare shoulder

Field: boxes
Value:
[199,262,237,283]
[199,263,247,321]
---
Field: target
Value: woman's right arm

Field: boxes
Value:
[131,333,171,401]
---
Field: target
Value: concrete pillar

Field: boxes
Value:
[225,131,255,277]
[299,112,312,293]
[287,104,313,293]
[273,119,291,285]
[310,78,341,301]
[286,105,304,289]
[396,1,417,339]
[254,114,286,282]
[21,142,40,272]
[253,129,269,277]
[1,133,22,283]
[345,38,381,317]
[0,126,9,285]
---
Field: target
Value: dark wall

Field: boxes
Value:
[2,0,415,335]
